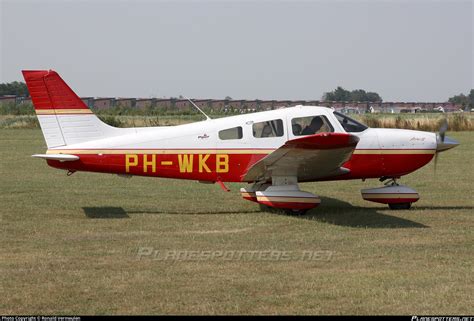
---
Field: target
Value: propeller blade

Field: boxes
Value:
[439,118,448,142]
[435,118,446,173]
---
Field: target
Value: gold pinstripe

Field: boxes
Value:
[353,149,435,155]
[46,148,435,155]
[36,109,93,115]
[46,149,274,155]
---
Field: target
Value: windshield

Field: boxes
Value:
[333,111,368,132]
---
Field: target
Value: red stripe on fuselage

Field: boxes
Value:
[47,153,267,182]
[45,151,434,182]
[340,153,434,179]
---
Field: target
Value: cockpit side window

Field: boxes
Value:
[291,115,334,136]
[333,111,368,132]
[253,119,284,138]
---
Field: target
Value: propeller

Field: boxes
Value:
[434,118,448,172]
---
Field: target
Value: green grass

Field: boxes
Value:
[0,129,473,315]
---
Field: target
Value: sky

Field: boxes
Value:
[1,0,472,102]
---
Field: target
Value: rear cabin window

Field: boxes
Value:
[291,115,334,136]
[219,126,243,140]
[252,119,284,138]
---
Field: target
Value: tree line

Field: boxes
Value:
[322,86,382,102]
[0,81,29,96]
[448,90,474,109]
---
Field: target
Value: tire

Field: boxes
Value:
[388,202,412,210]
[284,209,308,216]
[259,204,308,216]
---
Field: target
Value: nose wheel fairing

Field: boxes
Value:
[361,184,419,209]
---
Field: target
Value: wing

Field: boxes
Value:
[242,132,359,182]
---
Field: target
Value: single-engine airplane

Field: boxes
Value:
[23,70,459,214]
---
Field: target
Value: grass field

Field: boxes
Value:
[0,129,473,315]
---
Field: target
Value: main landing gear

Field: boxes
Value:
[361,178,419,210]
[388,202,412,210]
[240,176,319,215]
[241,177,419,213]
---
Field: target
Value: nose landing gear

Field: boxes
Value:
[388,202,412,210]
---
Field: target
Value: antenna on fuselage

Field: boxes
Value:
[184,96,211,121]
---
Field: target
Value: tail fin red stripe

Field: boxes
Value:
[22,70,89,110]
[22,71,52,109]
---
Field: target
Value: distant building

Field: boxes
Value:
[175,99,191,110]
[259,100,274,110]
[442,102,461,112]
[274,100,291,108]
[155,99,173,110]
[135,98,154,109]
[116,98,136,108]
[291,100,306,106]
[227,100,244,111]
[192,99,211,110]
[331,102,345,109]
[318,101,332,108]
[304,100,320,106]
[1,93,466,114]
[211,100,226,111]
[242,100,258,111]
[381,102,394,112]
[81,97,94,108]
[93,98,114,110]
[20,96,32,105]
[0,95,17,105]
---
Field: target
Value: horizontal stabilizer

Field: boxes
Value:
[32,154,80,162]
[327,166,351,177]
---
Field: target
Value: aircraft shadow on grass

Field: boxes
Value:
[282,196,429,229]
[82,206,261,218]
[83,207,130,219]
[81,195,441,229]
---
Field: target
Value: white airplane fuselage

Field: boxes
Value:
[43,106,438,182]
